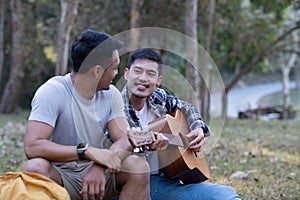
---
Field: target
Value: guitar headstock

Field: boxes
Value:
[127,127,156,152]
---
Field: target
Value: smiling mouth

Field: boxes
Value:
[136,83,150,89]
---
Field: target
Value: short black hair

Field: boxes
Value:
[71,29,123,73]
[128,48,163,74]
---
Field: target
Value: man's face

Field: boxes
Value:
[97,50,120,90]
[124,58,162,98]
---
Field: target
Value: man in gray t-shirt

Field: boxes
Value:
[24,29,151,200]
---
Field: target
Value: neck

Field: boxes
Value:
[128,93,147,111]
[70,71,96,100]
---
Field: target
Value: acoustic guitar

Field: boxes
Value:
[128,110,211,184]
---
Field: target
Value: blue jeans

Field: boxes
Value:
[150,175,241,200]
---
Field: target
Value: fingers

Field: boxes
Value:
[81,184,104,200]
[109,167,119,174]
[88,184,95,200]
[189,137,205,151]
[187,128,205,151]
[95,183,105,200]
[81,181,88,200]
[80,164,106,200]
[149,133,169,150]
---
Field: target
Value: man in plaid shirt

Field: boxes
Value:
[121,48,241,200]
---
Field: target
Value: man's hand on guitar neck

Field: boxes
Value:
[149,132,169,151]
[186,127,205,152]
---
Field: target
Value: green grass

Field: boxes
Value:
[0,111,28,173]
[208,119,300,199]
[0,111,299,199]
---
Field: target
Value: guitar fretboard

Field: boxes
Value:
[162,133,186,147]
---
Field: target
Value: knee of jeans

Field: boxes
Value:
[24,158,52,176]
[221,185,241,200]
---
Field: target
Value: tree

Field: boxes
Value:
[206,0,300,117]
[55,0,79,75]
[278,9,299,120]
[0,0,24,113]
[185,0,200,113]
[0,0,6,82]
[201,0,216,121]
[130,0,142,49]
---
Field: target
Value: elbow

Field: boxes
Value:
[24,145,34,159]
[24,142,39,159]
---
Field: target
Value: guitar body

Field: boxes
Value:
[148,110,211,184]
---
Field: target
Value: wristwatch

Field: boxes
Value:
[201,124,209,134]
[76,143,88,160]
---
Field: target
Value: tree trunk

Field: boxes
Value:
[202,0,215,121]
[295,64,300,92]
[0,0,24,113]
[0,0,6,82]
[130,0,142,49]
[281,30,298,120]
[56,0,79,75]
[185,0,200,112]
[281,54,296,120]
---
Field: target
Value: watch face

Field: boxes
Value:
[78,143,87,149]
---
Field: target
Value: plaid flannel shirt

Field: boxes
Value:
[121,85,210,137]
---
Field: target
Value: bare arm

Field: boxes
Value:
[107,117,132,160]
[24,120,122,170]
[24,120,78,162]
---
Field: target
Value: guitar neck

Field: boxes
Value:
[161,133,189,148]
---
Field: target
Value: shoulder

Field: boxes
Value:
[37,75,69,94]
[152,87,169,98]
[109,84,119,92]
[97,85,122,102]
[32,75,71,108]
[151,87,177,102]
[110,85,123,101]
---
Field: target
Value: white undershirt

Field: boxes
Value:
[134,102,159,174]
[134,102,156,129]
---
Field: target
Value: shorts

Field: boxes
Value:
[53,160,119,200]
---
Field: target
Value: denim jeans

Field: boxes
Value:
[150,175,241,200]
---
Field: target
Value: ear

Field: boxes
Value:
[124,68,129,80]
[156,75,163,87]
[94,65,104,79]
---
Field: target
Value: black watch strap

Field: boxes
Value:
[76,143,88,160]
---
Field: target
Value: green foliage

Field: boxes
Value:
[250,0,292,20]
[1,0,298,111]
[200,0,296,84]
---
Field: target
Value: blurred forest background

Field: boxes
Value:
[0,0,300,120]
[1,1,300,199]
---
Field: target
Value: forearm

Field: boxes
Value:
[110,138,132,160]
[179,100,210,137]
[24,139,78,162]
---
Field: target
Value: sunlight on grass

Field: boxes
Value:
[245,144,300,165]
[261,147,300,165]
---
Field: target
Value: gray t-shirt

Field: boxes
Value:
[29,73,125,148]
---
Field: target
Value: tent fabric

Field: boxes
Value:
[0,172,70,200]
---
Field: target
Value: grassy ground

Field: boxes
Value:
[0,111,299,199]
[208,119,300,200]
